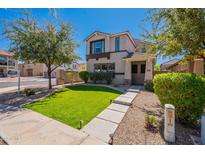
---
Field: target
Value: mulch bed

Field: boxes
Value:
[112,91,200,145]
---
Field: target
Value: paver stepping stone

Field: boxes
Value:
[81,118,118,143]
[125,92,138,97]
[127,88,140,93]
[120,94,136,100]
[107,103,129,113]
[114,96,133,106]
[97,109,125,124]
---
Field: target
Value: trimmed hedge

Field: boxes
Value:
[79,71,89,83]
[89,72,114,84]
[154,73,205,125]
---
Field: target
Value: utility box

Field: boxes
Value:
[201,114,205,144]
[164,104,175,143]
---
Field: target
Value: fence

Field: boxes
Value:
[56,69,82,85]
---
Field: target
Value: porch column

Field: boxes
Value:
[145,58,154,82]
[124,60,131,84]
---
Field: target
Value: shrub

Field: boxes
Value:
[89,72,114,84]
[144,115,159,132]
[104,72,114,84]
[79,71,89,83]
[89,72,97,83]
[145,81,154,92]
[154,73,205,125]
[24,88,36,96]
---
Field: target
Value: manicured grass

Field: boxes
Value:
[24,85,121,129]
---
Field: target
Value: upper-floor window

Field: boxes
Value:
[115,37,120,51]
[90,39,105,54]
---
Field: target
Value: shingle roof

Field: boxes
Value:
[160,59,181,70]
[161,59,180,65]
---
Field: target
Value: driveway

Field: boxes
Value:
[0,104,106,145]
[0,77,56,94]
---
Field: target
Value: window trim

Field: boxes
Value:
[90,39,105,54]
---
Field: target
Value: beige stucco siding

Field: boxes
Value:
[86,34,109,54]
[86,33,136,54]
[85,32,156,84]
[87,52,128,73]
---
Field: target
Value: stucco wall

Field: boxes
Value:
[87,51,128,73]
[86,34,110,54]
[86,33,136,54]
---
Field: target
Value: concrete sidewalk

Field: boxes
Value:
[81,103,129,143]
[0,104,106,145]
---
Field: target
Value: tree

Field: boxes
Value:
[144,9,205,61]
[4,13,79,89]
[154,64,160,71]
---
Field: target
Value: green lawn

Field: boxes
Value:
[24,85,121,129]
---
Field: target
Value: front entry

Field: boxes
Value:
[131,61,146,85]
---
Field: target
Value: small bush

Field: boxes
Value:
[89,72,97,83]
[145,115,159,132]
[24,88,35,96]
[89,72,114,84]
[154,73,205,125]
[79,71,89,83]
[145,81,154,92]
[104,72,114,84]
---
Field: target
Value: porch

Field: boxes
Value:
[123,53,156,85]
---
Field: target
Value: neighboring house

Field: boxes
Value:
[160,59,187,72]
[61,63,86,72]
[18,62,53,77]
[0,50,18,77]
[78,63,86,72]
[85,31,156,85]
[160,58,204,74]
[19,62,86,77]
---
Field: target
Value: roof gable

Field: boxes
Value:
[85,31,110,41]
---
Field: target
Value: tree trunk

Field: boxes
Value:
[47,66,52,89]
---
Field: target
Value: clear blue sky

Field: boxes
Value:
[0,8,172,64]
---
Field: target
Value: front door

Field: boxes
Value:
[131,62,146,85]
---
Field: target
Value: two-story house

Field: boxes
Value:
[85,31,156,85]
[0,50,18,77]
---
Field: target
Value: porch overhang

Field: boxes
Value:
[123,53,156,63]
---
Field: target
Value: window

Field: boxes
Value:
[140,64,146,74]
[132,64,138,73]
[90,39,105,54]
[94,63,115,72]
[115,37,120,51]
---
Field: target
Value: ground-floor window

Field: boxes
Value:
[94,63,115,72]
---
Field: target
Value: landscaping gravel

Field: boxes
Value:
[112,91,200,145]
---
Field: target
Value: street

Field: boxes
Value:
[0,77,56,94]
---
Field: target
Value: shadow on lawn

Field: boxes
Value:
[65,85,122,94]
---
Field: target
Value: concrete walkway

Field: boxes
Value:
[81,88,139,143]
[0,104,106,145]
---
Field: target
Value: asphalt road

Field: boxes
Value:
[0,77,56,93]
